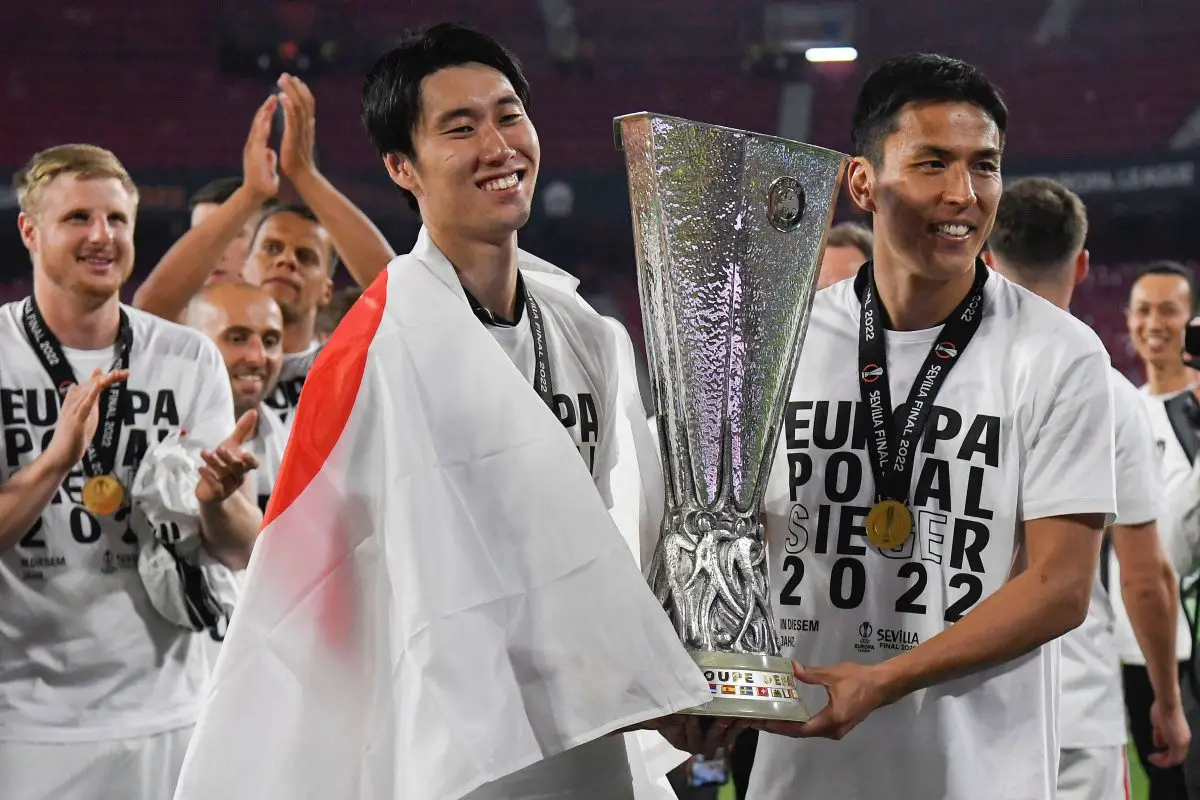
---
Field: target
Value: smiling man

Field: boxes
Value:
[186,281,288,514]
[1127,262,1198,398]
[0,144,261,800]
[169,23,712,800]
[747,54,1117,800]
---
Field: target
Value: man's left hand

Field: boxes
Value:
[277,73,319,180]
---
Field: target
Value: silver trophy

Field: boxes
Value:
[615,113,848,721]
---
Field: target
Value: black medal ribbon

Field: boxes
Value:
[464,273,556,413]
[22,295,132,479]
[857,260,988,508]
[523,291,555,411]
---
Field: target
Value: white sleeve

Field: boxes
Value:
[1110,370,1163,526]
[1018,341,1117,524]
[185,338,237,450]
[1160,459,1200,578]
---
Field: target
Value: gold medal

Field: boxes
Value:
[865,499,913,550]
[82,474,124,517]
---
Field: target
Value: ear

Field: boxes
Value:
[1074,248,1090,287]
[383,153,421,199]
[980,249,995,269]
[846,157,876,214]
[317,276,334,310]
[16,211,37,253]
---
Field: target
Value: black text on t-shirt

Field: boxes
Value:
[777,398,1001,637]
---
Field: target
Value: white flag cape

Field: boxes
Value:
[172,234,708,800]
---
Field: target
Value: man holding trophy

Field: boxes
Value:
[619,55,1117,800]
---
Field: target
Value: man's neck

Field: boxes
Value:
[1021,277,1073,312]
[1146,361,1192,396]
[33,276,121,350]
[429,225,520,321]
[282,316,317,354]
[873,254,978,331]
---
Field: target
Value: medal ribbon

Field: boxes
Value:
[22,296,132,480]
[856,260,987,508]
[464,273,556,413]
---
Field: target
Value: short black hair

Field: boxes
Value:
[360,22,531,212]
[189,177,242,211]
[988,177,1088,274]
[252,203,341,275]
[1131,260,1196,311]
[851,53,1008,165]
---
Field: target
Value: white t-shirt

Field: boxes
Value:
[483,290,617,507]
[1059,368,1163,749]
[0,300,235,742]
[748,272,1116,800]
[263,342,322,430]
[466,273,628,800]
[1109,387,1194,665]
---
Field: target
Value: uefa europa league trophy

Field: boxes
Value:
[615,113,848,721]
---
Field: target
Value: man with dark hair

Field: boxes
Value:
[985,176,1191,800]
[135,73,395,429]
[748,54,1116,800]
[360,23,533,215]
[171,23,712,800]
[1128,261,1199,400]
[817,222,874,290]
[188,177,242,212]
[1123,257,1200,800]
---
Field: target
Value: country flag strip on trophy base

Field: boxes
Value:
[702,667,801,702]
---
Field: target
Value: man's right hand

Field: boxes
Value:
[243,95,281,203]
[44,369,129,471]
[1148,699,1192,768]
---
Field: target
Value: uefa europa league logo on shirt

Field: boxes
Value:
[615,112,848,721]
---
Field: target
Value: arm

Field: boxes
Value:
[0,453,74,553]
[757,341,1118,741]
[1112,522,1182,709]
[0,370,128,552]
[199,484,261,571]
[876,513,1102,697]
[755,513,1104,742]
[196,410,263,571]
[276,75,395,288]
[132,96,280,321]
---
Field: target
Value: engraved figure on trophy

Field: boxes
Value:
[615,112,848,721]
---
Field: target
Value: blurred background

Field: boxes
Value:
[0,0,1197,385]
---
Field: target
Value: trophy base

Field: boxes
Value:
[679,651,811,722]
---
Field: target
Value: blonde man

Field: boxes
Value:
[0,145,261,800]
